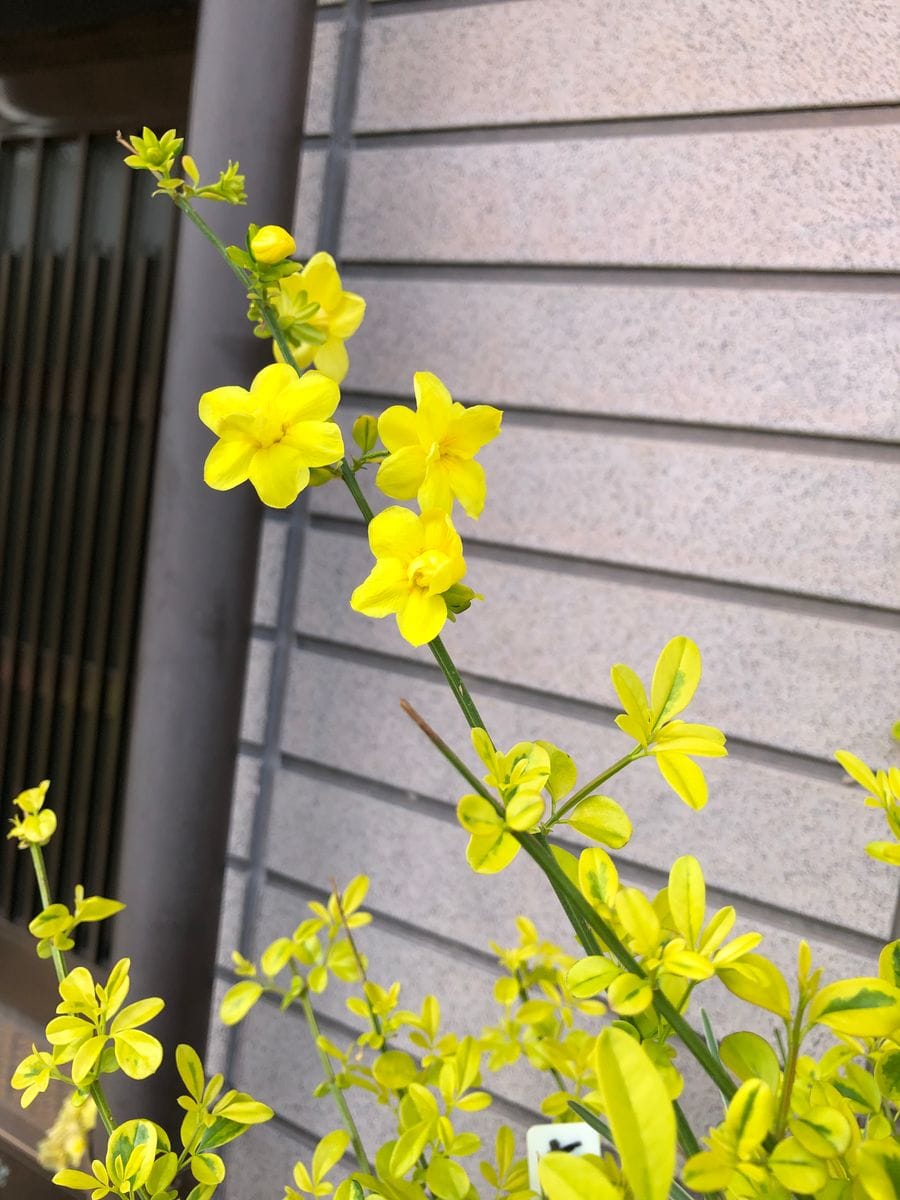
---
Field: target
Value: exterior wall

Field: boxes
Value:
[211,0,900,1190]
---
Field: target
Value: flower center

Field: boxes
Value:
[407,550,447,590]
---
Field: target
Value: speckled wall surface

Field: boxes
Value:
[210,1,900,1191]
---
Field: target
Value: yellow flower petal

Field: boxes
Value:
[420,509,464,562]
[198,386,252,435]
[203,438,256,490]
[413,371,453,442]
[301,251,342,309]
[349,560,408,618]
[369,506,423,563]
[330,292,366,339]
[378,404,419,452]
[418,461,453,513]
[446,404,503,458]
[444,457,487,519]
[278,371,341,423]
[247,444,310,508]
[376,445,427,500]
[466,830,520,874]
[249,362,297,398]
[397,588,447,646]
[314,337,349,383]
[282,419,344,467]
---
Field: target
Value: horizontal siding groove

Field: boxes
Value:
[343,262,900,296]
[265,757,887,960]
[340,390,900,460]
[289,634,870,782]
[265,867,500,972]
[238,739,264,757]
[308,514,900,632]
[302,102,900,149]
[340,259,900,288]
[215,962,544,1128]
[372,0,542,15]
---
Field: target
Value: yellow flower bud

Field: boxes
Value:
[250,224,296,264]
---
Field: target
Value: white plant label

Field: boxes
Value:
[526,1121,602,1195]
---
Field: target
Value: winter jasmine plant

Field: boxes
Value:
[6,127,899,1200]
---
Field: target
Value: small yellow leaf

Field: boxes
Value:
[656,752,708,810]
[578,847,619,909]
[650,636,701,729]
[668,855,706,946]
[466,830,519,874]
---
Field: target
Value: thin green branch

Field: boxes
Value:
[548,748,644,825]
[298,989,372,1175]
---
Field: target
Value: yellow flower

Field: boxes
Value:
[250,224,296,264]
[350,507,467,646]
[376,373,502,519]
[270,252,365,383]
[200,364,344,509]
[7,779,56,848]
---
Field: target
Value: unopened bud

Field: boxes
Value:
[352,414,378,455]
[249,224,296,264]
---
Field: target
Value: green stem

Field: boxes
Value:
[298,990,372,1174]
[29,845,66,984]
[774,1006,805,1139]
[549,749,643,825]
[428,636,484,730]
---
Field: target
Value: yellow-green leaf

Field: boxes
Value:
[566,956,620,999]
[611,663,652,742]
[373,1050,418,1090]
[106,1118,157,1189]
[719,1032,780,1093]
[593,1027,675,1200]
[768,1138,828,1194]
[656,751,708,810]
[539,1152,620,1200]
[565,795,632,848]
[191,1152,226,1185]
[578,847,618,909]
[176,1044,205,1100]
[426,1155,470,1200]
[113,1029,163,1079]
[668,855,706,946]
[650,636,701,729]
[466,830,519,874]
[615,888,661,956]
[312,1130,350,1183]
[219,980,263,1026]
[457,793,502,835]
[535,741,578,802]
[682,1149,733,1193]
[717,953,791,1019]
[809,977,900,1037]
[856,1139,900,1200]
[789,1106,851,1158]
[505,789,544,831]
[608,972,653,1016]
[723,1078,774,1157]
[879,940,900,987]
[390,1121,431,1177]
